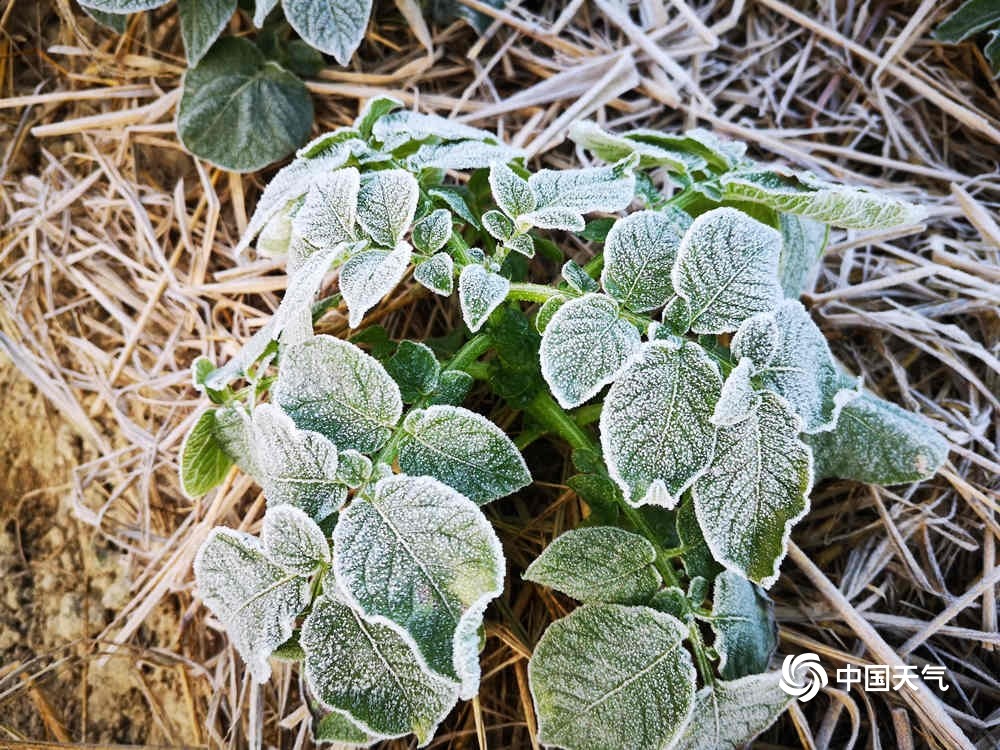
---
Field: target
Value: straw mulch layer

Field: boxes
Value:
[1,0,997,747]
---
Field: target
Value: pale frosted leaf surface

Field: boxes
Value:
[489,161,535,217]
[253,0,279,26]
[568,121,700,173]
[660,295,691,335]
[601,210,685,312]
[539,294,641,409]
[273,335,403,454]
[180,409,234,497]
[693,391,812,588]
[778,213,828,298]
[482,210,515,241]
[560,260,598,293]
[414,253,454,296]
[333,475,504,689]
[340,242,412,327]
[353,95,402,138]
[262,504,331,574]
[712,358,758,427]
[292,167,360,250]
[398,405,530,505]
[518,206,587,232]
[732,300,861,433]
[194,528,308,683]
[411,209,452,253]
[371,110,496,150]
[356,169,419,247]
[601,340,721,507]
[252,404,345,520]
[529,603,695,750]
[301,593,458,743]
[385,341,440,403]
[203,317,277,390]
[282,0,372,65]
[721,169,927,229]
[505,232,534,258]
[79,0,168,10]
[296,128,367,160]
[459,265,509,333]
[276,240,346,326]
[256,203,294,258]
[672,207,783,333]
[178,0,235,64]
[527,158,637,214]
[805,391,948,484]
[710,570,777,679]
[407,140,523,171]
[214,402,261,477]
[524,527,661,604]
[335,449,372,488]
[669,672,790,750]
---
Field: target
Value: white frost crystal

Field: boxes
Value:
[340,241,413,327]
[459,264,509,332]
[601,210,685,312]
[261,504,331,575]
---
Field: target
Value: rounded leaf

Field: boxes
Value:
[459,265,509,333]
[261,504,331,575]
[601,210,685,312]
[340,241,413,328]
[282,0,373,66]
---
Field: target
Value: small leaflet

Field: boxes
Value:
[711,358,759,427]
[427,370,474,407]
[177,0,235,64]
[256,203,293,258]
[261,504,332,575]
[601,210,685,312]
[273,335,404,454]
[251,403,346,520]
[505,233,535,258]
[524,527,661,604]
[282,0,373,65]
[489,161,535,218]
[407,140,523,171]
[520,206,587,232]
[731,300,862,433]
[296,127,365,160]
[301,592,458,744]
[528,603,695,750]
[411,209,452,254]
[567,120,701,173]
[194,528,309,683]
[397,405,531,505]
[291,167,360,250]
[428,186,480,228]
[333,475,505,695]
[459,265,509,333]
[335,449,373,489]
[805,391,948,484]
[213,402,261,478]
[520,156,637,230]
[721,168,928,229]
[482,209,515,241]
[561,260,599,293]
[539,293,641,409]
[311,707,381,748]
[710,570,778,680]
[600,340,722,507]
[669,672,791,750]
[180,409,233,498]
[340,241,413,328]
[778,213,828,298]
[385,340,441,403]
[534,295,566,334]
[356,169,419,247]
[353,95,402,139]
[414,253,455,296]
[371,110,497,151]
[671,207,783,334]
[692,391,813,588]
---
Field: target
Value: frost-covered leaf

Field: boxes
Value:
[357,169,419,247]
[261,504,331,575]
[385,341,440,403]
[568,121,703,173]
[519,206,587,232]
[180,409,234,497]
[178,37,312,172]
[194,528,308,683]
[561,260,598,293]
[282,0,373,65]
[671,207,783,334]
[721,169,927,229]
[661,295,691,335]
[693,391,812,588]
[252,403,346,520]
[524,527,661,604]
[527,156,637,216]
[711,358,758,427]
[340,242,413,327]
[79,0,168,10]
[601,210,685,312]
[333,475,504,694]
[505,232,535,258]
[482,209,515,241]
[371,110,496,151]
[311,707,381,747]
[669,672,790,750]
[427,370,473,407]
[778,213,828,298]
[80,5,129,31]
[732,300,861,433]
[529,603,695,750]
[805,391,948,484]
[398,405,530,504]
[354,95,402,138]
[601,340,722,507]
[412,209,452,254]
[414,253,454,296]
[407,140,523,171]
[301,593,458,743]
[253,0,279,26]
[534,295,566,334]
[539,293,641,409]
[257,203,295,258]
[335,449,372,488]
[429,186,480,228]
[273,335,403,454]
[459,265,509,333]
[710,570,777,680]
[178,0,235,64]
[214,402,261,477]
[292,167,360,251]
[489,161,535,217]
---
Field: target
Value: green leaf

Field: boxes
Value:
[311,707,381,747]
[398,405,530,504]
[672,207,783,334]
[534,294,565,334]
[340,242,413,328]
[354,95,403,138]
[601,210,685,312]
[261,504,331,574]
[778,213,828,298]
[805,391,948,484]
[489,161,535,217]
[721,169,927,229]
[693,391,812,588]
[333,475,504,694]
[934,0,1000,42]
[524,527,661,604]
[80,5,129,32]
[385,341,440,403]
[292,167,360,251]
[539,293,641,409]
[180,409,234,497]
[429,186,480,228]
[178,37,312,172]
[177,0,235,64]
[675,497,720,580]
[669,672,790,750]
[301,593,458,742]
[194,528,308,682]
[273,335,404,454]
[357,169,419,247]
[335,449,372,488]
[427,370,473,406]
[529,603,695,750]
[79,0,167,10]
[371,110,497,151]
[407,140,523,171]
[214,402,260,476]
[561,260,599,294]
[458,265,509,333]
[482,209,515,241]
[568,120,704,173]
[414,253,454,296]
[601,340,722,507]
[711,358,758,427]
[282,0,373,65]
[412,209,452,254]
[710,570,777,679]
[521,156,637,229]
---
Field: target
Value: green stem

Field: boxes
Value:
[507,282,563,305]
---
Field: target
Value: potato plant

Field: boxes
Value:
[181,99,948,748]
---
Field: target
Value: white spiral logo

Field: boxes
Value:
[779,653,828,702]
